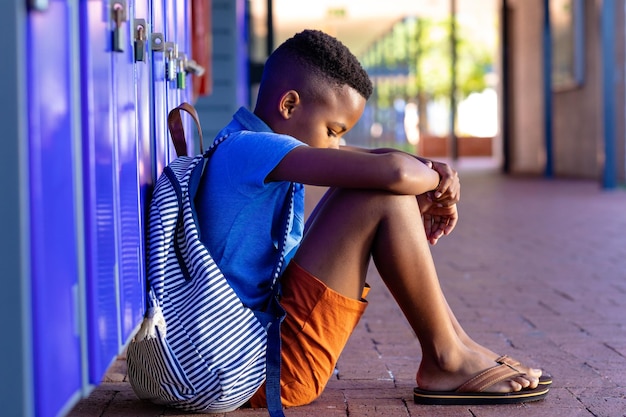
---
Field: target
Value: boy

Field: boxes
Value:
[196,29,549,408]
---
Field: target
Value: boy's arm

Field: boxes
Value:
[270,145,459,243]
[267,146,440,196]
[341,145,460,207]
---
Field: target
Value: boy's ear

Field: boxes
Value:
[278,90,300,119]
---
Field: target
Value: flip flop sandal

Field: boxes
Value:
[413,362,550,405]
[496,355,553,386]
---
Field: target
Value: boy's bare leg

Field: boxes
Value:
[294,188,538,393]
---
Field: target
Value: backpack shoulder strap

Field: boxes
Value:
[168,102,204,157]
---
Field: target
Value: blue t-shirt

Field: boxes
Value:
[195,107,305,310]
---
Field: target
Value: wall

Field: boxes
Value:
[506,0,625,183]
[195,0,248,145]
[1,4,31,417]
[552,0,603,179]
[508,0,546,175]
[616,0,625,184]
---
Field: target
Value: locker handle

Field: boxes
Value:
[111,0,127,53]
[134,19,147,62]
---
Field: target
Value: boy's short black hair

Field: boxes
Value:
[264,29,373,100]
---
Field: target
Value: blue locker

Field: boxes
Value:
[81,0,151,384]
[134,0,153,323]
[151,0,171,175]
[152,0,193,170]
[165,0,179,114]
[175,0,192,111]
[164,0,192,153]
[135,0,153,190]
[79,0,146,382]
[113,0,145,345]
[26,2,82,416]
[80,0,119,383]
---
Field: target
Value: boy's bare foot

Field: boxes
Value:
[416,347,531,393]
[457,339,543,388]
[444,304,543,388]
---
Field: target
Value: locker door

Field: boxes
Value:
[163,0,193,153]
[135,0,153,193]
[164,0,180,115]
[79,0,122,383]
[175,0,192,106]
[133,0,152,327]
[114,0,145,344]
[27,2,82,416]
[151,0,169,174]
[164,0,193,153]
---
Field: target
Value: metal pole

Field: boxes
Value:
[542,0,553,177]
[501,0,511,173]
[450,0,458,160]
[601,0,617,189]
[266,0,274,55]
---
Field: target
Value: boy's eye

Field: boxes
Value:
[327,128,337,138]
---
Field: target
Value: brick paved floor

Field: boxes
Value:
[68,166,626,417]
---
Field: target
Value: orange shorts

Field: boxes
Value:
[249,261,368,408]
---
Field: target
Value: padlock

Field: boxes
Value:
[28,0,49,11]
[177,53,186,89]
[165,43,177,81]
[111,1,127,53]
[185,59,206,77]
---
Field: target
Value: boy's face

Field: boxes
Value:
[282,84,366,149]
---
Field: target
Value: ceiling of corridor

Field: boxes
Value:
[266,0,499,55]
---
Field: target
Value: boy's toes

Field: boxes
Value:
[495,355,547,389]
[507,379,524,392]
[514,375,538,390]
[489,378,523,393]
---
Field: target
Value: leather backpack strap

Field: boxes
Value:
[167,102,204,157]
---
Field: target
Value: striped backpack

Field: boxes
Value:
[126,103,290,417]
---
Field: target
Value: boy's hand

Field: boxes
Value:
[422,203,458,245]
[426,160,460,207]
[416,194,458,244]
